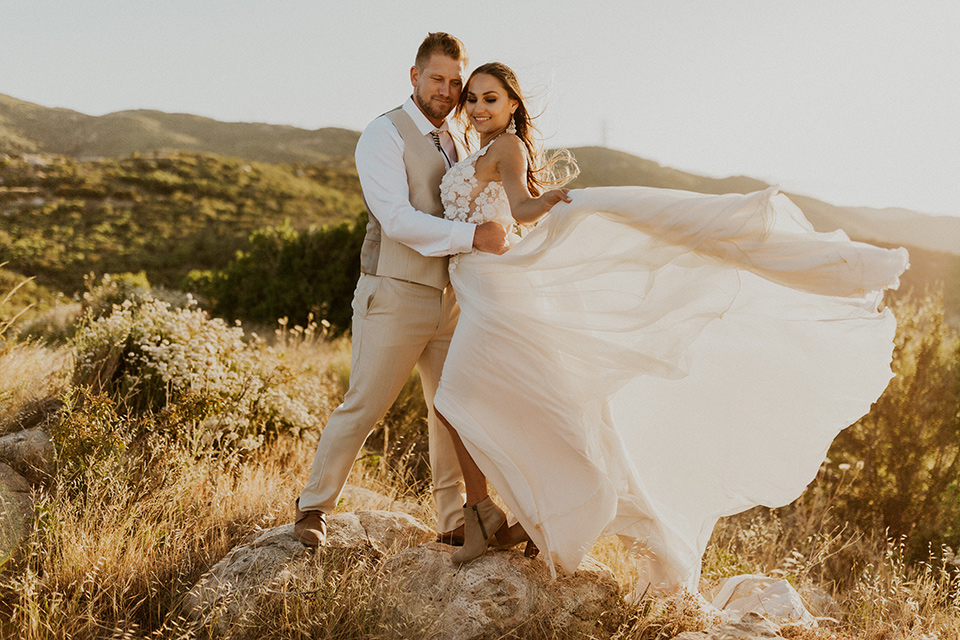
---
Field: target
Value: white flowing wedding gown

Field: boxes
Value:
[431,141,909,592]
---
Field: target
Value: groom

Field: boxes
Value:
[295,32,508,546]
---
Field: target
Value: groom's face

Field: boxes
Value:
[411,54,464,125]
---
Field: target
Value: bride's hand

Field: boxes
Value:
[540,189,572,212]
[473,221,509,255]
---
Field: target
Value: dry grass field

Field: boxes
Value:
[0,279,958,639]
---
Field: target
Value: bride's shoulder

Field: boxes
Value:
[490,133,527,167]
[493,132,524,151]
[487,133,526,162]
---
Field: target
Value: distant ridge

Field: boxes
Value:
[568,146,771,196]
[2,92,959,256]
[0,93,359,166]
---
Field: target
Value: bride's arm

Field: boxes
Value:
[495,135,570,224]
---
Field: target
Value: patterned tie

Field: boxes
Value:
[431,129,451,167]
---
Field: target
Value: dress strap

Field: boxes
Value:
[475,133,506,159]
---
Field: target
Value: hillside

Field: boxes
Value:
[0,151,365,293]
[0,93,360,166]
[5,92,958,254]
[568,146,771,195]
[847,205,960,256]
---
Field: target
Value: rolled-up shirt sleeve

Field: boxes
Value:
[355,117,476,257]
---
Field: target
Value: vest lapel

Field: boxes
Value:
[388,108,446,175]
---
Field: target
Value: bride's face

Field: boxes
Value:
[463,73,517,135]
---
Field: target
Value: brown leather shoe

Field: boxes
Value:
[436,524,465,546]
[492,522,540,558]
[492,521,528,549]
[294,499,326,547]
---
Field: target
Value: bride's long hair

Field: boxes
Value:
[455,62,578,197]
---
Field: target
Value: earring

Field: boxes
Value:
[506,115,517,135]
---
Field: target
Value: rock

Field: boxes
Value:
[0,463,31,497]
[0,461,34,559]
[0,426,54,484]
[378,542,620,640]
[671,612,785,639]
[338,484,428,520]
[354,509,435,554]
[184,510,434,630]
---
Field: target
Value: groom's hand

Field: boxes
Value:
[473,221,509,255]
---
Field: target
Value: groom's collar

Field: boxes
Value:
[402,96,450,136]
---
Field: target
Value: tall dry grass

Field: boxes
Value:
[0,341,70,436]
[0,269,71,437]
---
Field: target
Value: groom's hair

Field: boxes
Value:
[415,32,468,70]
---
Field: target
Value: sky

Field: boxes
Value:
[2,0,959,217]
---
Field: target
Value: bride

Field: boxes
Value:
[431,62,909,593]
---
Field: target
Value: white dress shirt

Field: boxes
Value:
[354,97,475,258]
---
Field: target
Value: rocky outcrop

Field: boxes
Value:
[0,423,56,560]
[183,510,434,630]
[184,508,623,639]
[377,543,621,640]
[181,493,816,640]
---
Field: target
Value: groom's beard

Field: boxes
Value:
[414,86,455,122]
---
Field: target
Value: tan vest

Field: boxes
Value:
[359,107,452,290]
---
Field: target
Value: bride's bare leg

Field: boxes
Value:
[436,409,488,505]
[436,409,509,562]
[436,409,539,558]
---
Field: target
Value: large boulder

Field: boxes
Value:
[0,461,34,559]
[378,542,621,640]
[183,510,434,630]
[0,426,54,484]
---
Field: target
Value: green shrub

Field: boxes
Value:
[827,295,960,559]
[190,212,366,334]
[50,390,129,493]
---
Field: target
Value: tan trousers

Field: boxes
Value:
[298,274,465,532]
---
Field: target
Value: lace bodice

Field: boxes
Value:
[441,141,514,229]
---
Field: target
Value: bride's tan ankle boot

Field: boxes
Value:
[451,497,506,564]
